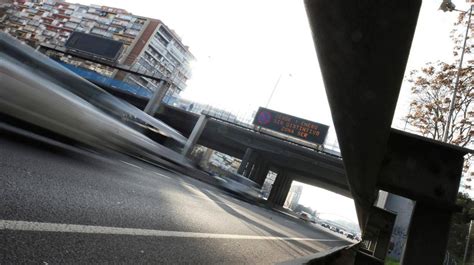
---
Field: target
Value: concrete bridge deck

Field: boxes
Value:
[103,88,350,203]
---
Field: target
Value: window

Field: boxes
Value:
[154,32,168,47]
[158,26,172,41]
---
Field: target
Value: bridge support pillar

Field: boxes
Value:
[267,171,292,207]
[401,203,453,265]
[358,206,396,262]
[250,160,269,187]
[249,161,260,180]
[238,148,253,175]
[144,81,168,116]
[200,148,214,169]
[181,114,208,157]
[244,162,255,178]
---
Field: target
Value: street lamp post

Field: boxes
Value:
[265,73,292,108]
[441,4,473,142]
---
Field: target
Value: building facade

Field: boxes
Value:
[376,191,415,261]
[283,184,303,210]
[0,0,193,98]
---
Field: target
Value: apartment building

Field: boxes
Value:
[0,0,194,97]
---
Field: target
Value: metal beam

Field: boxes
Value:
[304,0,421,228]
[378,129,470,206]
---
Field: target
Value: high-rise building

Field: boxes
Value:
[284,184,303,210]
[0,0,194,98]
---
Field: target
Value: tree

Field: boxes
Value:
[406,62,473,146]
[406,8,473,146]
[405,10,473,190]
[406,10,473,261]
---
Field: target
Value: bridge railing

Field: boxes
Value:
[201,111,342,159]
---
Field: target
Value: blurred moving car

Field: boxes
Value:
[298,212,311,222]
[214,172,260,200]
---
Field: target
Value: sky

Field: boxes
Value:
[295,181,359,225]
[73,0,470,223]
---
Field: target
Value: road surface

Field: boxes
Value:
[0,129,349,264]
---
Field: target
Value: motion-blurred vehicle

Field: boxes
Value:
[298,212,311,222]
[346,233,355,240]
[214,172,260,200]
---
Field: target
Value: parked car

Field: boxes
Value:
[321,223,330,228]
[346,233,355,240]
[330,226,341,233]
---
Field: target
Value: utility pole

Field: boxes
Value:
[265,73,292,108]
[463,220,473,264]
[442,5,472,142]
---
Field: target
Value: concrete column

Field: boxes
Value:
[181,114,208,157]
[268,172,292,207]
[251,160,269,187]
[249,160,261,180]
[402,202,453,265]
[237,148,253,175]
[199,148,214,169]
[144,81,168,116]
[243,162,255,178]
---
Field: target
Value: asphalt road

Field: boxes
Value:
[0,130,350,264]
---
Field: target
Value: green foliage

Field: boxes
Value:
[385,257,400,265]
[447,193,474,261]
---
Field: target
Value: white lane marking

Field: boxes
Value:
[154,172,171,179]
[0,220,343,242]
[120,160,141,170]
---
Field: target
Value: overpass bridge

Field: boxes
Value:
[1,30,349,211]
[100,87,350,206]
[33,31,350,206]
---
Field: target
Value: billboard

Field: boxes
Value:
[65,32,123,62]
[253,107,329,145]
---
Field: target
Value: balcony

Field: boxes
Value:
[149,38,168,56]
[168,45,185,63]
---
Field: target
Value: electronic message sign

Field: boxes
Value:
[253,107,329,145]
